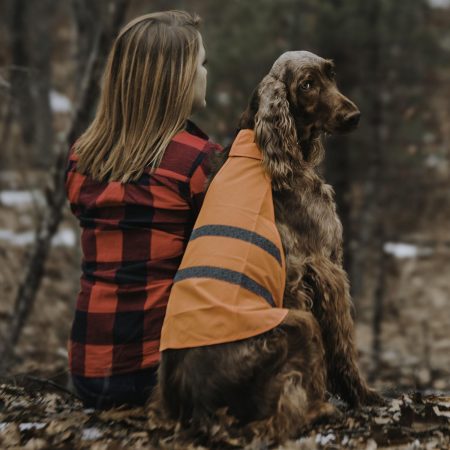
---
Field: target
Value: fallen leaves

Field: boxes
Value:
[0,378,449,449]
[0,422,21,448]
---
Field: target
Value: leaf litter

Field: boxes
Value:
[0,376,449,449]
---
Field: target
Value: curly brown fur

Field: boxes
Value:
[153,51,382,442]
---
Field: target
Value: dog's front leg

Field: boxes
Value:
[306,258,383,407]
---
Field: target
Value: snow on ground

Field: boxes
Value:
[0,189,76,247]
[0,228,76,247]
[49,90,72,114]
[0,190,46,208]
[383,242,434,259]
[1,190,437,258]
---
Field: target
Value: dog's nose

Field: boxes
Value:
[343,111,361,129]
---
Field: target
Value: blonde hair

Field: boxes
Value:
[74,11,201,183]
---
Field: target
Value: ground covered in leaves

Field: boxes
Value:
[0,376,449,449]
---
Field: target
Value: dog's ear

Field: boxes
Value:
[254,75,301,191]
[238,87,259,130]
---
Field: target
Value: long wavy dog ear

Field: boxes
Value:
[254,75,301,191]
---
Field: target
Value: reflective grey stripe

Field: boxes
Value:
[190,225,281,265]
[174,266,275,307]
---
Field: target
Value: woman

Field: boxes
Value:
[64,10,221,409]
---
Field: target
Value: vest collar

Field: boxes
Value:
[229,129,263,161]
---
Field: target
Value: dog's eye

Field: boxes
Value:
[329,70,336,80]
[300,80,313,91]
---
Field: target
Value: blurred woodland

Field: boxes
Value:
[0,0,449,448]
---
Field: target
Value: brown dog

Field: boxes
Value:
[154,51,382,439]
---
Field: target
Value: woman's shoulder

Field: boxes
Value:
[157,121,222,180]
[168,120,221,154]
[171,120,210,148]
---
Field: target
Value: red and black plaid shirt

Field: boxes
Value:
[65,121,221,377]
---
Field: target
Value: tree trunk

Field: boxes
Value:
[9,0,35,149]
[28,0,53,167]
[0,0,130,373]
[358,0,387,379]
[71,0,103,91]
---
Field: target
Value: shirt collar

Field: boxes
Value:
[185,120,209,140]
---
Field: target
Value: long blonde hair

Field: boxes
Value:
[74,11,201,183]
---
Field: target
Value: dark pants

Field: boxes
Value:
[71,366,158,409]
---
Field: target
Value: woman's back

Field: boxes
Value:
[66,10,217,409]
[65,121,220,377]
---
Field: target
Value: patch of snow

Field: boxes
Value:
[0,190,45,208]
[0,230,35,246]
[0,228,76,247]
[19,422,46,431]
[50,90,72,113]
[383,242,433,259]
[315,433,335,445]
[56,347,68,358]
[51,228,76,247]
[429,0,450,7]
[82,427,103,441]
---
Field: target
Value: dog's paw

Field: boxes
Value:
[359,388,386,406]
[339,384,385,408]
[306,401,343,425]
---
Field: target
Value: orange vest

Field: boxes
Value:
[160,129,288,350]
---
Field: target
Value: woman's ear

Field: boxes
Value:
[254,75,301,191]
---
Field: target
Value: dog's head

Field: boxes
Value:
[239,51,360,190]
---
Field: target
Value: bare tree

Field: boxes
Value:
[2,0,54,167]
[0,0,130,372]
[71,0,104,91]
[360,0,388,378]
[5,0,33,154]
[28,0,54,167]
